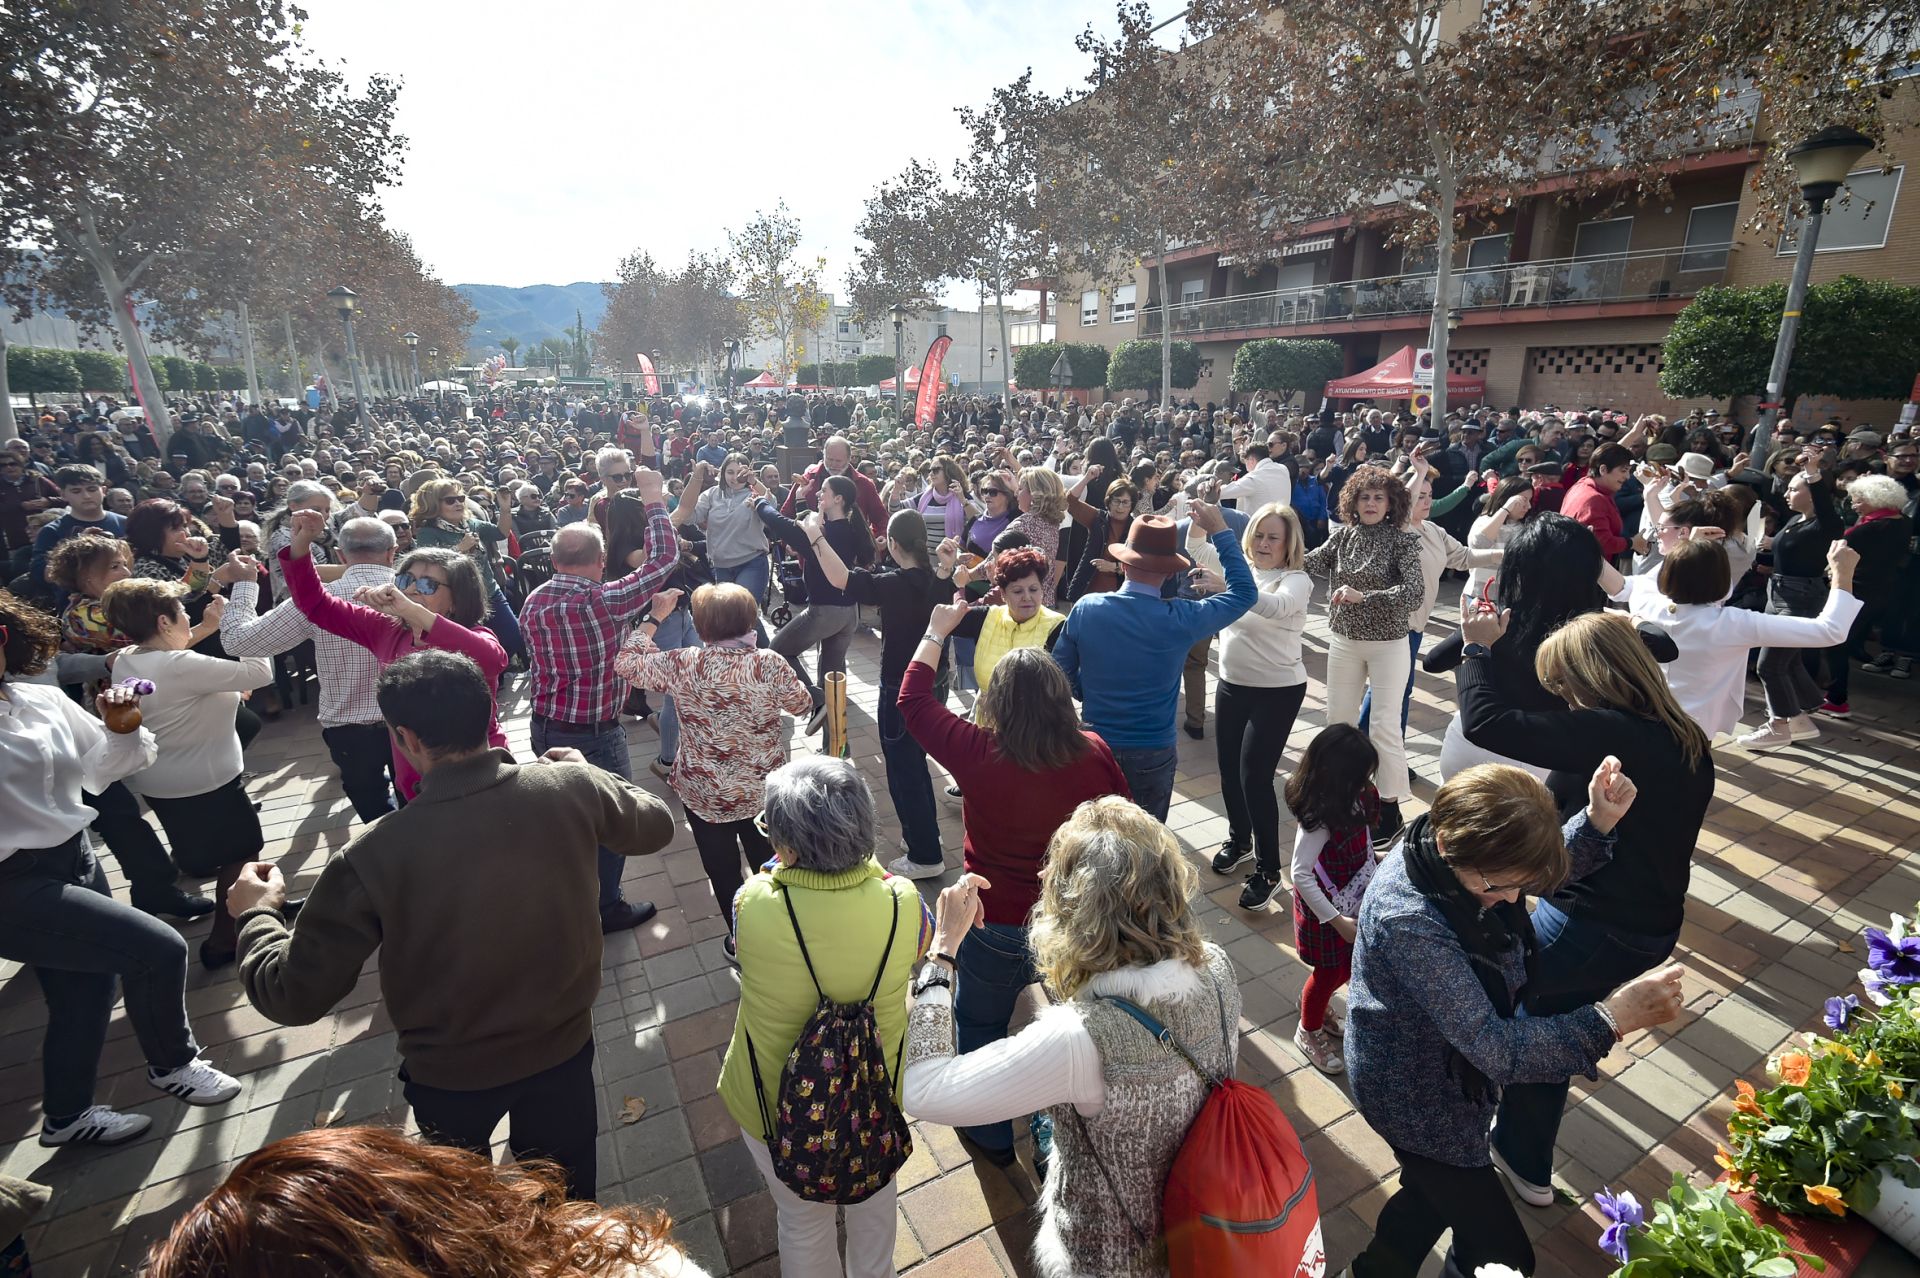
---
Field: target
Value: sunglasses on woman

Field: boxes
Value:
[393,572,444,596]
[442,494,466,505]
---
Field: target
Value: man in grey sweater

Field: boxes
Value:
[227,649,675,1199]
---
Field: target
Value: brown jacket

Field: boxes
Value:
[237,749,674,1089]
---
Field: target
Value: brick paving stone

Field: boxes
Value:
[699,1138,766,1208]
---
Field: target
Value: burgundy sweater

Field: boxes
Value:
[898,658,1128,925]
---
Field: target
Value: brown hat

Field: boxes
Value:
[1109,514,1186,575]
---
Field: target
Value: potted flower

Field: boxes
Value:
[1594,1175,1823,1276]
[1835,910,1920,1254]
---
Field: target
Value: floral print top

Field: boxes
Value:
[613,633,813,823]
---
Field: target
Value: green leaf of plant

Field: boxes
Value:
[1752,1259,1799,1277]
[1760,1124,1796,1145]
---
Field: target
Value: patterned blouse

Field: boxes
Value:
[1008,510,1064,607]
[612,634,813,823]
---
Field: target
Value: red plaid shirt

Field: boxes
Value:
[522,500,678,724]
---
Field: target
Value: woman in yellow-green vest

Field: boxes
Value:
[717,756,930,1278]
[938,545,1065,695]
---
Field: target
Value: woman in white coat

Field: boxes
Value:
[1603,538,1861,739]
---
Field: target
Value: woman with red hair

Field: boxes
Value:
[143,1125,711,1278]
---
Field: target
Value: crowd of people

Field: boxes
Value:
[0,379,1913,1277]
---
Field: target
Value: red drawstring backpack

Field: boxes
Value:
[1073,975,1327,1277]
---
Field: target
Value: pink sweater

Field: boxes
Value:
[281,548,510,798]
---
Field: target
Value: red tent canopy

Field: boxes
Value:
[740,371,784,388]
[1326,346,1486,400]
[877,366,923,391]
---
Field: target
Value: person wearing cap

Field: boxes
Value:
[1050,504,1255,820]
[1844,428,1884,462]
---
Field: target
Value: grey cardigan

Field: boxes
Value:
[1345,812,1619,1166]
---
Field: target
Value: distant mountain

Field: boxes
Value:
[456,282,609,355]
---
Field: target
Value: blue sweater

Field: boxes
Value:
[1051,528,1256,750]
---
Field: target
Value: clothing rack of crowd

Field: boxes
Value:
[0,381,1912,1278]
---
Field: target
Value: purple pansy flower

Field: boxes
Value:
[1824,994,1861,1031]
[1866,927,1920,982]
[1595,1188,1644,1263]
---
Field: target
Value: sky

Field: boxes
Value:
[298,0,1182,306]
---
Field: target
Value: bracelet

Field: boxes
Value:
[921,632,943,645]
[1594,1001,1623,1042]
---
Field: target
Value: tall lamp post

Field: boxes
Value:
[889,303,907,424]
[1756,126,1875,455]
[402,331,420,397]
[427,347,440,412]
[327,285,373,428]
[724,339,741,400]
[976,267,988,391]
[988,346,999,395]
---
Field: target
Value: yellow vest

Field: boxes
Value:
[973,604,1065,694]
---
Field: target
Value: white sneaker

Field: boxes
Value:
[149,1057,243,1106]
[1787,713,1822,742]
[40,1104,151,1147]
[886,854,945,881]
[1489,1141,1555,1207]
[1736,722,1794,752]
[1293,1023,1346,1075]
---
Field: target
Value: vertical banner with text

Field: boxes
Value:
[915,336,952,429]
[636,353,660,397]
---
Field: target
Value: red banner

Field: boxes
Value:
[914,335,951,429]
[636,353,660,397]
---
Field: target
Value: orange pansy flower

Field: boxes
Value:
[1779,1052,1812,1085]
[1732,1079,1763,1116]
[1805,1183,1847,1217]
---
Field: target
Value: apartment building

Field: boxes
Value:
[1044,88,1918,429]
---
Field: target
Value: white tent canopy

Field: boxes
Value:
[419,380,468,391]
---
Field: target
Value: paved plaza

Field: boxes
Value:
[4,597,1919,1276]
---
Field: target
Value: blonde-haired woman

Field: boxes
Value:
[1452,606,1713,1213]
[1208,503,1313,909]
[410,476,522,663]
[902,797,1239,1278]
[1010,466,1069,606]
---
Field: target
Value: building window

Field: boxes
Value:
[1778,166,1904,254]
[1180,278,1206,305]
[1080,289,1100,325]
[1111,283,1137,324]
[838,320,853,335]
[1573,216,1634,259]
[936,323,948,338]
[1466,234,1510,268]
[1680,202,1739,272]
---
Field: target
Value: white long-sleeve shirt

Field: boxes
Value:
[113,648,273,798]
[1218,567,1312,687]
[1219,458,1292,515]
[1412,520,1500,631]
[1613,571,1862,737]
[1290,825,1339,923]
[0,682,157,861]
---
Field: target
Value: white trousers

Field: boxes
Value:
[1438,713,1551,784]
[1325,635,1413,802]
[743,1127,899,1278]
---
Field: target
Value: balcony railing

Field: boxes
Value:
[1141,244,1730,338]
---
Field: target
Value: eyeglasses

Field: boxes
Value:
[393,571,444,595]
[441,494,466,505]
[1469,866,1530,896]
[603,470,632,481]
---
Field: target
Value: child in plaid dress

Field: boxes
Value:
[1285,724,1380,1075]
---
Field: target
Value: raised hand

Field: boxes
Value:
[927,600,970,637]
[649,587,684,622]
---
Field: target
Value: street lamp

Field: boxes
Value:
[428,347,440,410]
[1757,125,1875,453]
[889,304,907,423]
[327,285,373,427]
[976,267,989,391]
[402,331,420,396]
[724,339,742,399]
[988,345,1000,394]
[1446,309,1462,333]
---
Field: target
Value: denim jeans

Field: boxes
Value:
[714,554,771,607]
[1111,744,1179,821]
[0,837,198,1122]
[878,680,941,865]
[488,586,526,662]
[953,922,1039,1151]
[650,607,703,766]
[528,719,632,912]
[1490,898,1678,1185]
[1358,630,1424,737]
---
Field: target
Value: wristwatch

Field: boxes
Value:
[1462,642,1492,660]
[911,962,954,997]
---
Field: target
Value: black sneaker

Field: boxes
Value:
[132,887,217,920]
[1210,840,1252,873]
[1372,801,1405,852]
[600,900,658,933]
[1239,873,1282,909]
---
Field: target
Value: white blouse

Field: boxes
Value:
[0,682,157,862]
[113,648,273,798]
[1218,567,1312,688]
[1613,570,1862,737]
